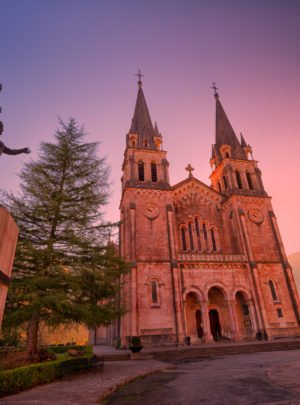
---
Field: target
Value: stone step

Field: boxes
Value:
[96,340,300,363]
[151,341,300,362]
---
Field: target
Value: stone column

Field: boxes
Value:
[239,212,266,332]
[201,301,214,342]
[269,211,300,324]
[129,203,138,337]
[0,207,19,326]
[227,299,240,340]
[167,205,184,343]
[247,300,258,336]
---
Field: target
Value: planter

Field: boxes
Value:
[129,345,143,353]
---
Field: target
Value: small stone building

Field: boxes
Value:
[102,78,300,346]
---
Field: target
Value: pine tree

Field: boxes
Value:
[2,118,128,356]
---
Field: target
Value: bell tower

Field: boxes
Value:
[121,71,170,191]
[119,73,180,346]
[209,85,266,197]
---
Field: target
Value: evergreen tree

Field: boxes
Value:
[1,118,128,356]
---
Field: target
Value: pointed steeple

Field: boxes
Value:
[240,133,247,147]
[129,73,156,149]
[212,88,246,163]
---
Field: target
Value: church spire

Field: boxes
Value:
[211,84,246,163]
[128,71,157,149]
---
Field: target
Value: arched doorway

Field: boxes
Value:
[235,291,253,339]
[185,292,203,340]
[208,286,231,341]
[209,309,221,341]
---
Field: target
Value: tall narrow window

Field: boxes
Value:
[151,280,158,303]
[188,222,194,251]
[277,308,283,318]
[269,280,278,301]
[203,223,208,241]
[138,161,144,181]
[195,217,201,250]
[225,152,230,158]
[246,172,254,190]
[151,163,157,182]
[218,182,222,193]
[181,227,187,251]
[235,171,243,189]
[203,223,208,250]
[211,229,217,251]
[223,175,227,190]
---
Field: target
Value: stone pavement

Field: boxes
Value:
[1,341,300,404]
[0,359,171,405]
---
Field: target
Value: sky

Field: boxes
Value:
[0,0,299,255]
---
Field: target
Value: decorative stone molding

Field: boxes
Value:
[178,253,246,262]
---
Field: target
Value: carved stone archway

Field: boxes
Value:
[185,292,203,341]
[208,286,232,340]
[235,291,254,339]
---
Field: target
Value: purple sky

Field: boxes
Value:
[1,0,300,254]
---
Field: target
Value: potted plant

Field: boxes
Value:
[129,336,143,353]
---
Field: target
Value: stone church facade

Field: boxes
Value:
[116,78,300,346]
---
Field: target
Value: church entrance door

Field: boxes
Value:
[209,309,221,341]
[185,292,202,341]
[235,291,253,338]
[195,309,203,338]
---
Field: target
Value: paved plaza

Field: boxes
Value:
[1,347,300,404]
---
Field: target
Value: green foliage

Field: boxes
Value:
[48,344,92,354]
[131,336,141,346]
[1,118,128,353]
[0,351,94,397]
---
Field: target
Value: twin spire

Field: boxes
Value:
[129,71,161,150]
[128,74,249,163]
[212,83,249,163]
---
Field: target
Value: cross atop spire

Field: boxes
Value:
[135,69,144,87]
[185,163,194,178]
[211,82,219,99]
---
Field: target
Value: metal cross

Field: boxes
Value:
[211,82,219,94]
[135,69,144,84]
[185,163,194,178]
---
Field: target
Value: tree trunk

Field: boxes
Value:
[26,312,40,358]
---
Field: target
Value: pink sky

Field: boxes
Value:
[1,0,299,254]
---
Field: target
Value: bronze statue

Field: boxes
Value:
[0,139,31,156]
[0,84,31,157]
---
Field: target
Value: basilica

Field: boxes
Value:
[107,77,300,346]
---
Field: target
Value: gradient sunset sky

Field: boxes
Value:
[1,0,299,254]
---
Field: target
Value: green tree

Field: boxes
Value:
[1,118,128,356]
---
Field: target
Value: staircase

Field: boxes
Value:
[96,339,300,363]
[150,340,300,363]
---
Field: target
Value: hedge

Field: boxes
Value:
[0,348,95,398]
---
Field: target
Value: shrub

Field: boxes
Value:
[131,336,141,346]
[0,348,94,397]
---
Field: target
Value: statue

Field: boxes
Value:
[0,84,31,157]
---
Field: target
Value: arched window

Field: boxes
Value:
[194,217,201,250]
[211,228,217,251]
[225,152,230,158]
[188,222,194,251]
[235,171,243,189]
[246,172,254,190]
[223,175,227,190]
[151,280,158,303]
[151,163,157,182]
[138,161,144,181]
[144,140,148,148]
[181,227,187,251]
[269,280,278,301]
[203,223,208,250]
